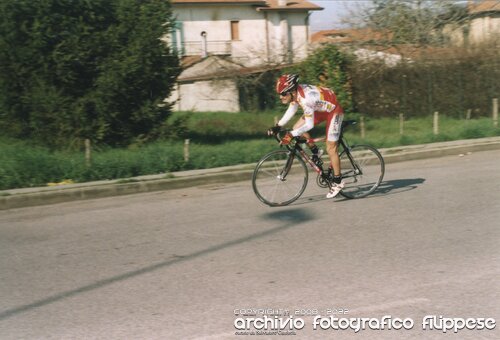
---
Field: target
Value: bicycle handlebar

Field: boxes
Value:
[273,129,286,143]
[271,129,307,145]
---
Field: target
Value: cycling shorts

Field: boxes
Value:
[313,111,344,142]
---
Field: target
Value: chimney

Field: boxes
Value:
[201,31,207,58]
[278,0,287,7]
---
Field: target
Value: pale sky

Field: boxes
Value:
[309,0,372,31]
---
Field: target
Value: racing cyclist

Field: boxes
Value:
[268,74,345,199]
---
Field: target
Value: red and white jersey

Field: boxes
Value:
[278,84,343,137]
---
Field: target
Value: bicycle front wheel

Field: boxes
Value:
[252,150,308,207]
[339,145,385,199]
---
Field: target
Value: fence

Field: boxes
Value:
[355,98,498,140]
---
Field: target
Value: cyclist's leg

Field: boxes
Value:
[326,113,344,176]
[325,113,344,198]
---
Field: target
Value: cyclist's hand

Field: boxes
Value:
[280,132,294,145]
[267,125,281,136]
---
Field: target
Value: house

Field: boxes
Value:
[168,55,243,112]
[168,0,322,112]
[171,0,322,66]
[311,1,500,65]
[311,28,392,46]
[310,28,406,66]
[468,0,500,45]
[443,0,500,46]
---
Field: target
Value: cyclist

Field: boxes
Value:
[268,74,345,199]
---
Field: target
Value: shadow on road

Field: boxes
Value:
[292,194,330,206]
[260,208,314,223]
[289,178,426,206]
[370,178,426,197]
[0,208,313,321]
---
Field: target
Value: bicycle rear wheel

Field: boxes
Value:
[339,145,385,199]
[252,150,308,206]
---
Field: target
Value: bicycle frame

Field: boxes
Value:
[338,137,363,179]
[275,128,362,184]
[274,133,326,181]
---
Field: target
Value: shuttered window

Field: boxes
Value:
[231,21,240,41]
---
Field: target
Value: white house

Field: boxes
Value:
[468,0,500,45]
[443,0,500,47]
[168,0,322,112]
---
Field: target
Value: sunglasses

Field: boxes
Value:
[279,92,289,97]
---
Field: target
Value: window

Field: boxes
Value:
[171,21,184,55]
[231,21,240,41]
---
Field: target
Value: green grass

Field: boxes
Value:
[1,115,498,190]
[167,110,280,142]
[0,138,278,190]
[339,116,500,148]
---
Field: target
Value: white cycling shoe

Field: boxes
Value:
[326,180,345,199]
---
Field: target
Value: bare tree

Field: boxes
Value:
[342,0,469,48]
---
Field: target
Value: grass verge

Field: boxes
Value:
[1,115,498,190]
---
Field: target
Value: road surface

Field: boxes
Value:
[0,150,499,339]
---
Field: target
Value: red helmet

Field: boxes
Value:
[276,74,299,95]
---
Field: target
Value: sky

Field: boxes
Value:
[308,0,372,32]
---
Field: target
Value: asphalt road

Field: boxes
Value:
[0,150,499,339]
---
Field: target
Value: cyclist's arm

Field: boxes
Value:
[291,107,314,137]
[277,102,299,127]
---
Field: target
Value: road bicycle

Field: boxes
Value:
[252,120,385,207]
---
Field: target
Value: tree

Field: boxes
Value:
[348,0,469,47]
[287,45,353,113]
[0,0,180,147]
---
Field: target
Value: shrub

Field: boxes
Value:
[0,0,180,148]
[286,45,354,112]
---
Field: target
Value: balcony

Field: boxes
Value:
[181,40,232,57]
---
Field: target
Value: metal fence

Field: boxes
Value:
[181,40,232,56]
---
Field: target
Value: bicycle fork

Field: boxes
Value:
[278,150,322,181]
[277,152,296,181]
